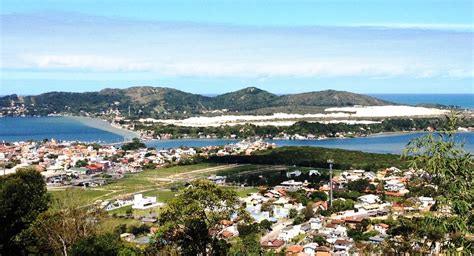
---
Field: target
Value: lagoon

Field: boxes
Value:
[0,116,134,143]
[1,117,472,154]
[145,132,474,154]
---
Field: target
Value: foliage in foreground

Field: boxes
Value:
[149,180,250,255]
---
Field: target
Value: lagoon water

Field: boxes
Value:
[1,117,473,154]
[0,117,125,143]
[146,132,474,154]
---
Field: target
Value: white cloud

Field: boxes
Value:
[27,55,152,72]
[20,54,473,79]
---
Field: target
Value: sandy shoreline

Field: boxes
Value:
[65,116,139,142]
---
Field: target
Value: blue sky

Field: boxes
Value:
[1,0,473,95]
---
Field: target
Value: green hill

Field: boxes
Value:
[0,86,393,117]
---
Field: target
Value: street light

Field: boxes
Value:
[327,159,334,208]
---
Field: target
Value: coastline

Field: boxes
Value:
[65,116,139,142]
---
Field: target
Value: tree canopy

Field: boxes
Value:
[152,180,248,255]
[0,168,50,254]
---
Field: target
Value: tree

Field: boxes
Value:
[122,138,146,151]
[399,112,473,253]
[228,233,261,256]
[303,203,315,220]
[70,233,122,256]
[292,216,304,225]
[310,191,328,201]
[152,180,247,255]
[289,208,298,219]
[0,168,50,254]
[259,219,272,231]
[346,179,370,193]
[313,235,327,246]
[29,189,105,255]
[331,199,355,213]
[238,223,260,237]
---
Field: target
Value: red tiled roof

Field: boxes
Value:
[261,239,285,249]
[287,245,304,253]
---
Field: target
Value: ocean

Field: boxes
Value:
[369,94,474,109]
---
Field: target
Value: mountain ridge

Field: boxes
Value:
[0,86,394,118]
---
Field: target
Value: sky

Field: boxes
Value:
[1,0,473,95]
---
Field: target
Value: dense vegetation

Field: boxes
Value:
[121,138,146,151]
[208,146,406,171]
[1,86,392,117]
[136,117,473,139]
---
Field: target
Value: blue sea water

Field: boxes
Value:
[369,94,474,109]
[0,117,124,143]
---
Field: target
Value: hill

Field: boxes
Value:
[0,86,393,118]
[212,87,279,111]
[275,89,390,107]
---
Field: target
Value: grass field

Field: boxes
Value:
[49,163,246,206]
[49,162,337,210]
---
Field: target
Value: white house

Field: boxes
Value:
[358,194,380,204]
[273,205,290,219]
[384,179,405,192]
[303,243,319,256]
[308,217,323,230]
[275,180,304,192]
[132,194,161,209]
[208,175,226,185]
[277,225,304,241]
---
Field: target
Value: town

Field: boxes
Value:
[0,138,450,255]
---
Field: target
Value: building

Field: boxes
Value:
[132,194,161,209]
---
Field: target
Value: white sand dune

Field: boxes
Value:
[140,105,449,127]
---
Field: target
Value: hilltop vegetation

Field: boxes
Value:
[1,86,392,118]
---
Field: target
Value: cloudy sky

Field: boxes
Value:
[1,0,473,95]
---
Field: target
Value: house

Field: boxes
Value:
[286,245,304,255]
[278,225,304,241]
[315,246,331,256]
[276,180,304,192]
[369,235,386,244]
[286,170,302,178]
[358,194,380,204]
[273,205,290,219]
[261,239,285,250]
[308,217,323,230]
[208,175,226,185]
[384,179,405,192]
[132,194,161,209]
[334,239,352,252]
[303,243,319,256]
[373,223,389,235]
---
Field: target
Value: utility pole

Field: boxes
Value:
[327,159,334,208]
